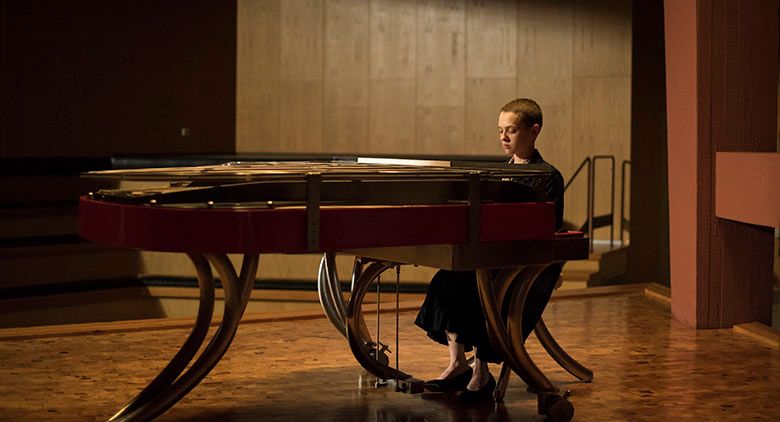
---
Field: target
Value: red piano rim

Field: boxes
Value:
[79,197,556,254]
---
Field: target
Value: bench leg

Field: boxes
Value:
[494,363,512,402]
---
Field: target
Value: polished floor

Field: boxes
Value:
[1,291,779,421]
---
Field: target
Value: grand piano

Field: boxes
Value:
[79,159,591,421]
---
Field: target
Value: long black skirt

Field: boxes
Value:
[414,264,562,363]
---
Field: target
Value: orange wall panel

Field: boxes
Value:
[715,152,780,228]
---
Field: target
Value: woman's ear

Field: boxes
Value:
[530,123,541,140]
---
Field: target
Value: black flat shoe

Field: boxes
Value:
[457,373,496,402]
[424,367,473,392]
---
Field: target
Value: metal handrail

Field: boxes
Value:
[563,157,592,249]
[562,155,617,251]
[563,157,591,192]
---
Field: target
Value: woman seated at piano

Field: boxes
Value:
[414,98,565,401]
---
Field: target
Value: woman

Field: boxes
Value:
[414,98,564,400]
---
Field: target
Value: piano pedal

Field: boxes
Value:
[393,377,425,394]
[365,341,390,366]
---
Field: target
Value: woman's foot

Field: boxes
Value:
[458,373,496,402]
[465,365,493,392]
[424,365,472,392]
[437,362,470,381]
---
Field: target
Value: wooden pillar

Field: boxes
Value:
[664,0,778,328]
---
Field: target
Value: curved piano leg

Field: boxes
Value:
[504,266,575,421]
[237,254,259,305]
[534,317,593,382]
[109,253,216,421]
[477,268,574,421]
[475,267,551,391]
[492,267,535,402]
[351,257,363,292]
[317,253,348,337]
[345,260,411,381]
[348,258,373,344]
[493,266,593,400]
[320,255,376,361]
[113,253,259,421]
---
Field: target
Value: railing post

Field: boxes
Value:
[589,156,617,251]
[588,159,594,252]
[608,157,615,249]
[620,160,631,245]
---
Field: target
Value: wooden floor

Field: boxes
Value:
[1,291,779,421]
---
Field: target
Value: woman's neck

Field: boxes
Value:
[512,151,533,164]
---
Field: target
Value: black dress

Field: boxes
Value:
[414,150,564,363]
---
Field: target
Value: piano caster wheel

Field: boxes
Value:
[546,396,574,422]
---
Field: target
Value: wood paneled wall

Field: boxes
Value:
[0,1,236,295]
[1,1,236,157]
[237,0,632,230]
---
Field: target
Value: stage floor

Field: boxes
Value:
[1,290,779,421]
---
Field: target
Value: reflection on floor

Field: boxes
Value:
[1,291,779,421]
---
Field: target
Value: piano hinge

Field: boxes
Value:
[468,171,481,244]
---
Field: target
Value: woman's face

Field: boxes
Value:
[498,111,539,160]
